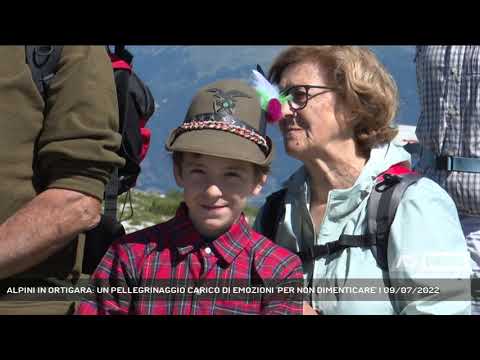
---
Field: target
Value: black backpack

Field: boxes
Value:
[25,45,156,273]
[260,164,421,273]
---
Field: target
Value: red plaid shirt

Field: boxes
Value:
[76,203,303,315]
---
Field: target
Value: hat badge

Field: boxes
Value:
[208,88,251,116]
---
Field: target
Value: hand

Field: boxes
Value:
[303,301,319,315]
[0,188,101,279]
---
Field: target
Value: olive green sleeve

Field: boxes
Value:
[36,46,126,200]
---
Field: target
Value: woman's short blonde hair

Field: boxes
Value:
[269,46,399,153]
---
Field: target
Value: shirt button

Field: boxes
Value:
[205,247,212,255]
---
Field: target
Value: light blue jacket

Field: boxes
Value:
[254,143,471,315]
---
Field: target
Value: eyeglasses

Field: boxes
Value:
[280,85,337,111]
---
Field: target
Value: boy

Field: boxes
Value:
[76,79,303,315]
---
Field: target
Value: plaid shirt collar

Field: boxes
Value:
[171,203,254,266]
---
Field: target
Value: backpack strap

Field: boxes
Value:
[103,45,134,221]
[25,46,63,101]
[114,45,133,65]
[104,168,119,221]
[296,164,421,273]
[297,233,378,262]
[367,165,421,271]
[260,188,287,241]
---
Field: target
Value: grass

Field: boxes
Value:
[115,189,259,227]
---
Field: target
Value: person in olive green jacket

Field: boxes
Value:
[0,46,125,314]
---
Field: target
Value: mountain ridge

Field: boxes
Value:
[126,46,419,202]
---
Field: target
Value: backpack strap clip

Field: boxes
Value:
[33,46,54,64]
[375,173,401,192]
[25,45,63,100]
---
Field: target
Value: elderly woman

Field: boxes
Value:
[253,46,471,315]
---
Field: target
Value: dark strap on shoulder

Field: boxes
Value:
[368,172,421,270]
[260,188,287,241]
[298,171,421,271]
[25,45,63,100]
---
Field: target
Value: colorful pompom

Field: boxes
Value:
[266,98,282,123]
[249,69,291,124]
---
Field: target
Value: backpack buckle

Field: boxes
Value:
[436,155,453,171]
[324,242,334,256]
[375,173,401,192]
[298,246,316,262]
[33,46,54,67]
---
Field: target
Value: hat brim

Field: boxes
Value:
[165,128,274,166]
